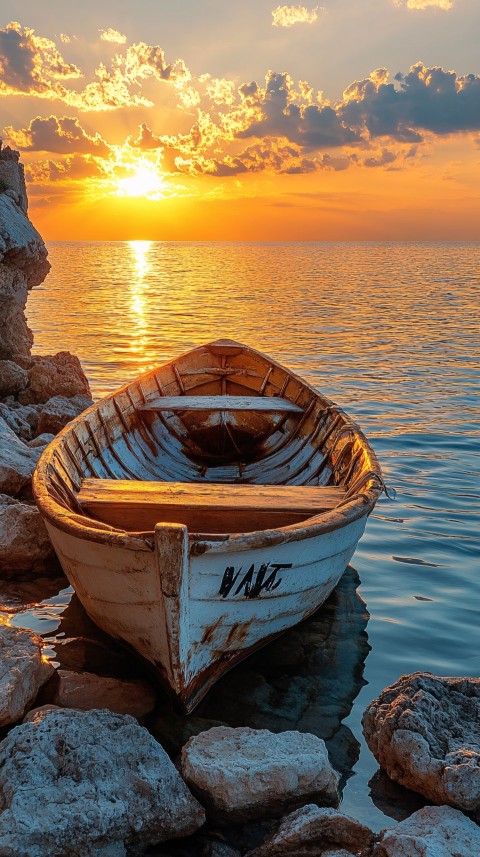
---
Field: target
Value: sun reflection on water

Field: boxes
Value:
[128,240,153,356]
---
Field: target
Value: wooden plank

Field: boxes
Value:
[138,395,303,414]
[78,479,346,533]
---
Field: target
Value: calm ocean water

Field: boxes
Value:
[9,242,480,830]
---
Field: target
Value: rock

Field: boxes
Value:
[245,805,375,856]
[0,708,205,856]
[0,401,40,439]
[0,494,56,573]
[52,669,157,718]
[0,189,50,287]
[0,623,54,726]
[36,393,93,435]
[28,432,55,448]
[377,805,480,856]
[0,358,28,396]
[362,673,480,814]
[0,142,28,212]
[0,265,32,359]
[180,727,340,821]
[19,351,91,404]
[0,416,44,494]
[23,703,62,723]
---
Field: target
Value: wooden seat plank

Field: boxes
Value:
[78,479,346,533]
[138,395,303,414]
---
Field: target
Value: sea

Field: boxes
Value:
[8,242,480,833]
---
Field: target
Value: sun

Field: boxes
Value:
[115,162,166,200]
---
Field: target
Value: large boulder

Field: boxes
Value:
[0,708,205,856]
[180,726,339,821]
[36,393,93,436]
[0,359,28,396]
[0,416,43,494]
[52,669,157,719]
[19,352,91,404]
[377,805,480,856]
[362,673,480,814]
[0,493,56,573]
[245,805,375,856]
[0,624,54,726]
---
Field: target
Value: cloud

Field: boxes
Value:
[395,0,453,9]
[99,28,127,44]
[272,5,320,26]
[5,115,111,155]
[238,71,360,148]
[341,63,480,140]
[0,21,190,112]
[0,21,81,97]
[26,154,105,183]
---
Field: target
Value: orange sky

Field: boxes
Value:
[1,3,480,240]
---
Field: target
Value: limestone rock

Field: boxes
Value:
[180,726,340,821]
[0,143,27,212]
[0,708,205,856]
[0,265,32,359]
[362,673,480,813]
[0,191,50,287]
[53,669,157,718]
[0,359,28,396]
[0,416,43,494]
[0,623,54,726]
[0,401,40,439]
[377,805,480,856]
[245,805,375,857]
[19,351,91,404]
[36,393,93,435]
[0,493,56,573]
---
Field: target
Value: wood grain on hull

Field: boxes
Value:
[34,340,383,712]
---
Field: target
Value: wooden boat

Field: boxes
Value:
[33,339,383,712]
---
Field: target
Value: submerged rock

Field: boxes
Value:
[362,673,480,814]
[245,805,375,856]
[0,623,54,726]
[0,708,205,856]
[377,805,480,856]
[180,726,339,821]
[0,493,56,573]
[52,669,157,718]
[19,351,91,404]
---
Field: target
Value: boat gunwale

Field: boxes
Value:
[33,341,383,555]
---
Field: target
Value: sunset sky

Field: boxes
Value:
[1,0,479,240]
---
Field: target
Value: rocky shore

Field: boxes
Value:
[0,147,478,854]
[0,141,92,574]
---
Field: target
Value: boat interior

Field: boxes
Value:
[40,340,381,535]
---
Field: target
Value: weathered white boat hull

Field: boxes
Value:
[45,514,366,711]
[34,339,383,712]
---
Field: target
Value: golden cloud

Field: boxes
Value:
[272,5,320,27]
[99,28,127,44]
[395,0,453,9]
[5,115,111,155]
[0,21,81,99]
